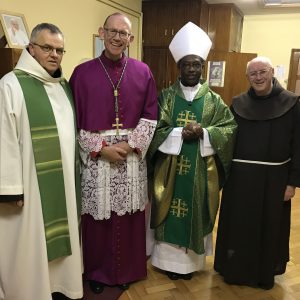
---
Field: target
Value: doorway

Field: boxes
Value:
[287,48,300,95]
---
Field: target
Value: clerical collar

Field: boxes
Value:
[180,81,201,102]
[100,51,126,68]
[52,68,62,78]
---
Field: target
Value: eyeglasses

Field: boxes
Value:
[248,68,271,79]
[103,28,131,39]
[31,43,66,56]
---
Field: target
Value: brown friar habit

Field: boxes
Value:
[214,78,300,289]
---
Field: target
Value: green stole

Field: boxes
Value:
[156,94,207,252]
[14,69,80,261]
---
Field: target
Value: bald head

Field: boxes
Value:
[246,56,273,74]
[99,12,133,61]
[246,56,274,96]
[103,13,132,30]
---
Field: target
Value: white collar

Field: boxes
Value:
[180,81,201,102]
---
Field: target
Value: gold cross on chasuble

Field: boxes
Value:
[176,110,197,127]
[177,155,191,175]
[170,198,188,218]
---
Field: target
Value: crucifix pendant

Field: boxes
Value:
[112,117,123,135]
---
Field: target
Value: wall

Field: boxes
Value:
[241,13,300,88]
[0,0,142,79]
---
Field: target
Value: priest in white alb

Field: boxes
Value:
[0,23,83,300]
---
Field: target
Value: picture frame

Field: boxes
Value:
[207,61,226,87]
[93,34,129,58]
[0,11,30,49]
[93,34,104,58]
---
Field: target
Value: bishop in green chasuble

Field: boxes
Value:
[149,80,236,254]
[147,21,236,279]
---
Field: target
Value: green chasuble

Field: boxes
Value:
[148,80,236,255]
[14,69,81,261]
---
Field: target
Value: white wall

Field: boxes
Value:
[241,13,300,87]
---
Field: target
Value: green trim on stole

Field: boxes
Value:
[14,69,76,261]
[156,93,209,253]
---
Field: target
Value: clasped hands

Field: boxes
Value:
[100,141,133,163]
[182,122,203,141]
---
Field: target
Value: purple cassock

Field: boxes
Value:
[70,52,157,286]
[70,52,157,131]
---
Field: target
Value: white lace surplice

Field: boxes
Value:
[79,118,156,220]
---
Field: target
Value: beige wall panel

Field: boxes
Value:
[241,13,300,88]
[0,0,141,79]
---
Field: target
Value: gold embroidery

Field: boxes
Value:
[170,198,188,218]
[176,110,197,127]
[177,155,191,175]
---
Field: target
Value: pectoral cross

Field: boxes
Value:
[112,116,123,135]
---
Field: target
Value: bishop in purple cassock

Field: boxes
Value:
[70,13,157,293]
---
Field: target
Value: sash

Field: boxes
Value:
[14,69,75,261]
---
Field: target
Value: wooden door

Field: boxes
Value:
[287,49,300,95]
[142,1,176,47]
[143,47,169,93]
[142,0,206,47]
[142,2,160,46]
[172,0,203,35]
[166,53,179,89]
[208,4,243,52]
[143,46,178,94]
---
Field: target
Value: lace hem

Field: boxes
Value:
[78,121,154,220]
[128,119,156,158]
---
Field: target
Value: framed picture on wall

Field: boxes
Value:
[207,61,226,87]
[93,34,129,58]
[0,23,6,48]
[93,34,104,58]
[0,11,30,48]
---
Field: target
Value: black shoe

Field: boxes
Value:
[89,280,104,294]
[166,271,181,280]
[52,293,67,300]
[258,282,274,290]
[118,283,130,290]
[182,273,193,280]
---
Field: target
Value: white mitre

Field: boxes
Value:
[169,22,212,63]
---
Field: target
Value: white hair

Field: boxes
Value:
[246,56,273,73]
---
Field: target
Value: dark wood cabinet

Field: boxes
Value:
[142,0,209,92]
[143,46,178,93]
[0,48,22,79]
[142,0,251,104]
[208,3,244,52]
[142,0,209,47]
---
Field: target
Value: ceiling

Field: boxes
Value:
[142,0,300,15]
[204,0,300,15]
